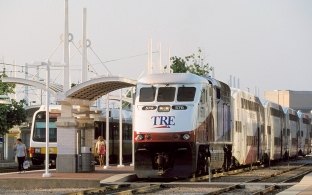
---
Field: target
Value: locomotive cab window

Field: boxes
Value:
[157,87,175,102]
[139,87,156,102]
[177,87,196,102]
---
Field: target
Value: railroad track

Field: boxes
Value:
[65,184,164,195]
[67,157,312,195]
[195,162,312,194]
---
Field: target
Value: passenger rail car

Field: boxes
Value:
[297,111,311,156]
[231,88,264,166]
[29,105,61,166]
[30,105,133,166]
[134,73,231,178]
[262,101,285,162]
[283,107,299,158]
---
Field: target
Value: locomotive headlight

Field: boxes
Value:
[145,134,151,140]
[182,134,190,140]
[136,134,145,141]
[158,105,170,112]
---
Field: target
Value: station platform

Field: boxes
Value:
[0,164,135,190]
[278,172,312,195]
[0,160,16,168]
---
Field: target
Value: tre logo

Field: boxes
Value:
[151,116,175,128]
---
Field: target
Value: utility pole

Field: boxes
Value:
[82,8,88,82]
[64,0,70,91]
[25,63,29,105]
[42,61,51,178]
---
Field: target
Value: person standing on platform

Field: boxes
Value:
[95,136,106,167]
[13,138,27,173]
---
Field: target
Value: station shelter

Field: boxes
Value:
[2,76,136,172]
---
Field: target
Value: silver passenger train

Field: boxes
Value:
[134,73,311,178]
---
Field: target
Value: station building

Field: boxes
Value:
[264,90,312,115]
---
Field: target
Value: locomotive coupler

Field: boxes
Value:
[155,152,169,175]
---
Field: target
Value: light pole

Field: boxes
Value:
[117,89,124,168]
[42,61,51,178]
[104,93,110,169]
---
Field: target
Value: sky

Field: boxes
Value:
[0,0,312,102]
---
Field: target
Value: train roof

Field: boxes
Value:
[297,110,310,119]
[205,76,224,88]
[261,99,283,110]
[138,73,208,85]
[231,88,258,98]
[283,107,298,115]
[37,105,62,112]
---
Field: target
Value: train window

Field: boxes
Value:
[247,136,253,146]
[216,88,221,99]
[177,87,196,102]
[33,121,57,142]
[275,137,281,146]
[303,118,310,124]
[289,114,298,121]
[157,87,175,102]
[200,89,205,103]
[94,121,104,139]
[123,124,132,140]
[139,87,156,102]
[267,126,271,135]
[270,108,282,117]
[235,121,242,132]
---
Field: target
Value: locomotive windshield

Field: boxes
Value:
[32,111,58,142]
[139,85,196,102]
[157,87,175,102]
[139,87,156,102]
[33,120,57,142]
[177,87,196,101]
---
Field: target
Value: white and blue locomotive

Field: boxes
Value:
[133,73,311,178]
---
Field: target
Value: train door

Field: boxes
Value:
[267,125,272,160]
[237,96,245,165]
[280,128,283,159]
[257,126,260,162]
[197,86,208,143]
[199,87,208,121]
[280,111,285,160]
[223,104,231,142]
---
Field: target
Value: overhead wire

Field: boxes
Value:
[47,39,64,83]
[48,41,63,60]
[71,41,99,76]
[88,46,112,76]
[89,52,156,65]
[1,43,157,87]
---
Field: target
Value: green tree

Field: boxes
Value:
[170,56,188,73]
[0,72,26,136]
[0,73,15,94]
[170,48,213,76]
